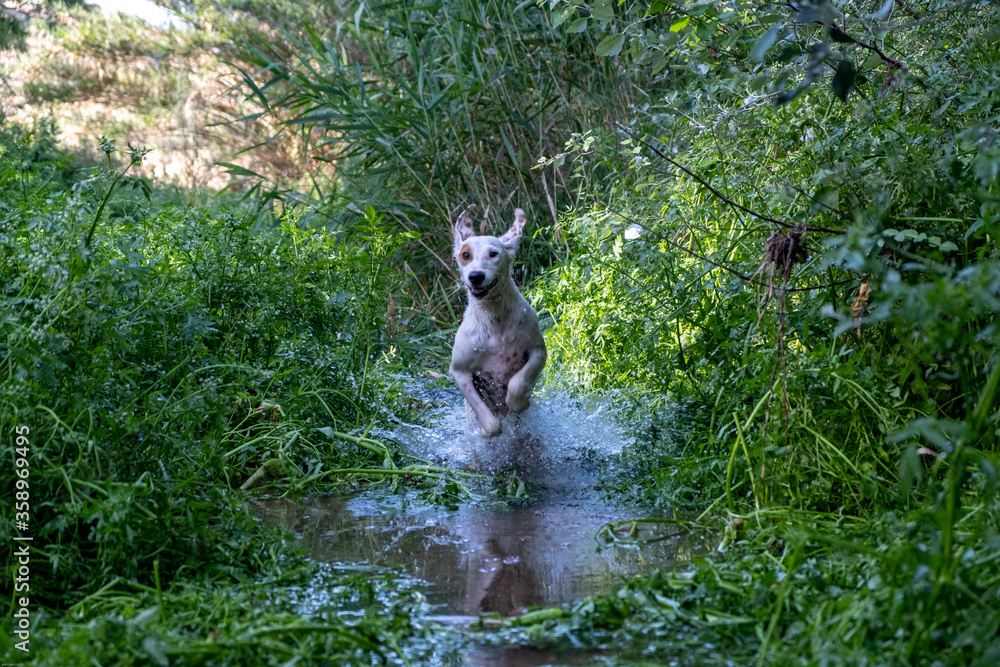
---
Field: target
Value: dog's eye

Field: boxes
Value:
[489,250,499,258]
[462,252,470,260]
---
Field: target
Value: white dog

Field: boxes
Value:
[449,205,546,437]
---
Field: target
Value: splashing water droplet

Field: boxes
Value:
[376,379,636,491]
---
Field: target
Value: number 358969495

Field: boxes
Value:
[15,426,29,522]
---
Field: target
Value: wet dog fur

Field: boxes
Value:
[449,205,546,437]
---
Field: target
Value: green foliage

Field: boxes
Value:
[511,1,1000,660]
[0,9,28,51]
[31,569,430,666]
[235,0,635,326]
[241,0,621,213]
[218,0,1000,659]
[539,1,1000,512]
[216,0,1000,660]
[507,509,1000,664]
[546,0,972,106]
[0,120,439,662]
[4,0,1000,663]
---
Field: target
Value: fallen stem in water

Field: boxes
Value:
[241,459,281,491]
[596,517,705,544]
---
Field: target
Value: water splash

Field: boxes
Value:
[378,381,637,490]
[254,376,706,665]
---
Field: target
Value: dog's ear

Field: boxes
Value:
[500,208,526,254]
[453,205,475,253]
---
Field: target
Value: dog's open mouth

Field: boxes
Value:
[468,277,498,298]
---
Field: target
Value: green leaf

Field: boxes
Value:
[750,23,781,63]
[215,162,265,179]
[830,27,855,44]
[899,446,922,495]
[669,17,690,32]
[591,0,614,23]
[596,33,626,57]
[567,17,588,33]
[863,54,882,70]
[777,45,801,63]
[831,59,857,102]
[794,7,821,24]
[650,52,667,74]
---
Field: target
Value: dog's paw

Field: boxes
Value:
[480,418,502,437]
[507,392,530,413]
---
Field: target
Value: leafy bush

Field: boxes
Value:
[508,2,1000,660]
[0,120,432,662]
[235,0,639,328]
[538,3,1000,511]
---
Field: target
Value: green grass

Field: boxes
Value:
[0,121,469,663]
[498,2,1000,661]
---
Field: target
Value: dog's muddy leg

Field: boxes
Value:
[451,369,502,436]
[506,347,546,413]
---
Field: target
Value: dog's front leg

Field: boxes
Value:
[506,347,547,413]
[451,368,503,436]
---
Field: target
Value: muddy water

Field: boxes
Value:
[253,385,706,665]
[254,494,706,618]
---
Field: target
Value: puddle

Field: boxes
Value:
[449,646,599,667]
[253,494,707,617]
[253,383,706,665]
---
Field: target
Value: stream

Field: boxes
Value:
[253,385,710,665]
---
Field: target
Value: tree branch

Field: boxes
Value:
[873,0,979,32]
[618,125,846,235]
[596,200,857,293]
[834,26,907,70]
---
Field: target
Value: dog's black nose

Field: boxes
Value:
[468,271,486,286]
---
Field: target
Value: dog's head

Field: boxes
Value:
[452,205,526,300]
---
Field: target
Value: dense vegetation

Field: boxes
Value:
[3,0,999,664]
[0,119,458,661]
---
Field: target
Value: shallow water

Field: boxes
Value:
[254,494,706,618]
[253,383,706,665]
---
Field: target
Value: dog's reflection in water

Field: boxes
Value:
[461,419,553,617]
[458,493,547,617]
